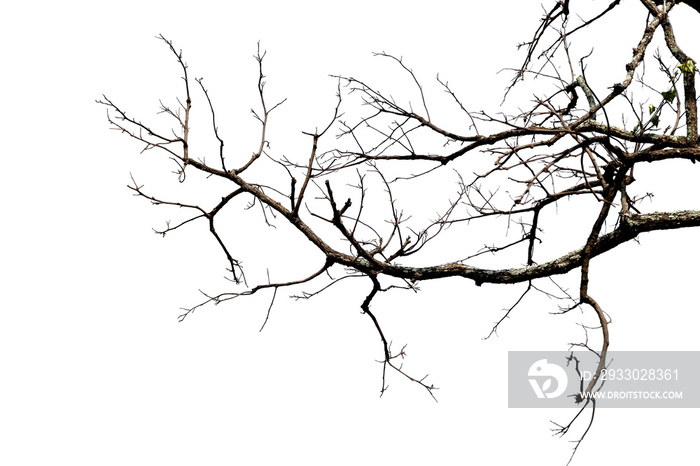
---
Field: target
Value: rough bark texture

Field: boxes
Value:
[99,1,699,460]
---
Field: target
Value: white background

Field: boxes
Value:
[2,1,699,464]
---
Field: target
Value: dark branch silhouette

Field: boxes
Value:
[98,2,699,462]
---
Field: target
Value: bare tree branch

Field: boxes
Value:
[100,2,700,460]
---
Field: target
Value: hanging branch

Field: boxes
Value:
[100,2,700,460]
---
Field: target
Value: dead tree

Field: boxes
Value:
[98,0,699,459]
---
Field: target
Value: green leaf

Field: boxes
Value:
[679,60,695,74]
[651,115,660,127]
[661,88,676,102]
[649,104,656,114]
